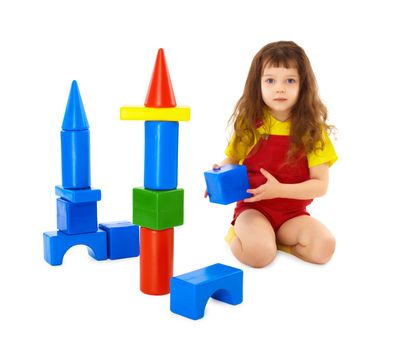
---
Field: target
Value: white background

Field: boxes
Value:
[1,0,414,349]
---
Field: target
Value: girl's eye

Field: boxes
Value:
[287,78,296,84]
[265,78,275,84]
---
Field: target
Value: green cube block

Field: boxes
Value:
[133,187,184,230]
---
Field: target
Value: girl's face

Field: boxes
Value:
[261,64,300,121]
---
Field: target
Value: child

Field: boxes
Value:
[208,41,337,268]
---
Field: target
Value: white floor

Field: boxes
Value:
[2,179,414,349]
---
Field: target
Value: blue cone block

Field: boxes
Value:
[204,164,251,205]
[61,80,91,189]
[99,221,140,260]
[144,121,178,190]
[43,230,107,266]
[62,81,89,131]
[170,263,243,320]
[57,198,97,234]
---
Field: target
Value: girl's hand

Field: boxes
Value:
[244,168,282,202]
[204,163,221,198]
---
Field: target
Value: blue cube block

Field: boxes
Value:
[144,121,178,190]
[55,185,101,203]
[204,164,251,205]
[170,263,243,320]
[57,198,98,234]
[43,229,107,266]
[99,221,140,260]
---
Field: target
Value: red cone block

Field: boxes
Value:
[144,48,177,108]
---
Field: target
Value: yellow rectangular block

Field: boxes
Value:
[120,106,191,122]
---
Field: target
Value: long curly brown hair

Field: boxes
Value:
[228,41,334,162]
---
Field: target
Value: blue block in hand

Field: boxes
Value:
[144,121,179,190]
[99,221,140,260]
[170,263,243,320]
[204,164,251,205]
[57,198,98,234]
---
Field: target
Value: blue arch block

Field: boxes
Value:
[144,121,178,190]
[170,263,243,320]
[43,230,107,266]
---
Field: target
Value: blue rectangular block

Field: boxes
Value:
[99,221,140,260]
[57,198,98,234]
[55,185,101,203]
[144,121,178,190]
[204,164,251,205]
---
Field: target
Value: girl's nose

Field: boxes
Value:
[275,84,285,93]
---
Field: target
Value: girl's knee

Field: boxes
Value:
[311,235,336,264]
[244,242,277,268]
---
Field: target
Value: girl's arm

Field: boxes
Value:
[280,163,329,199]
[245,163,329,202]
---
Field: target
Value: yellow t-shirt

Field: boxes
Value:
[225,112,338,168]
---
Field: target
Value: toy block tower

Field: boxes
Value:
[43,81,140,265]
[43,81,107,266]
[121,49,190,295]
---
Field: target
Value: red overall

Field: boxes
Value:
[232,133,312,231]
